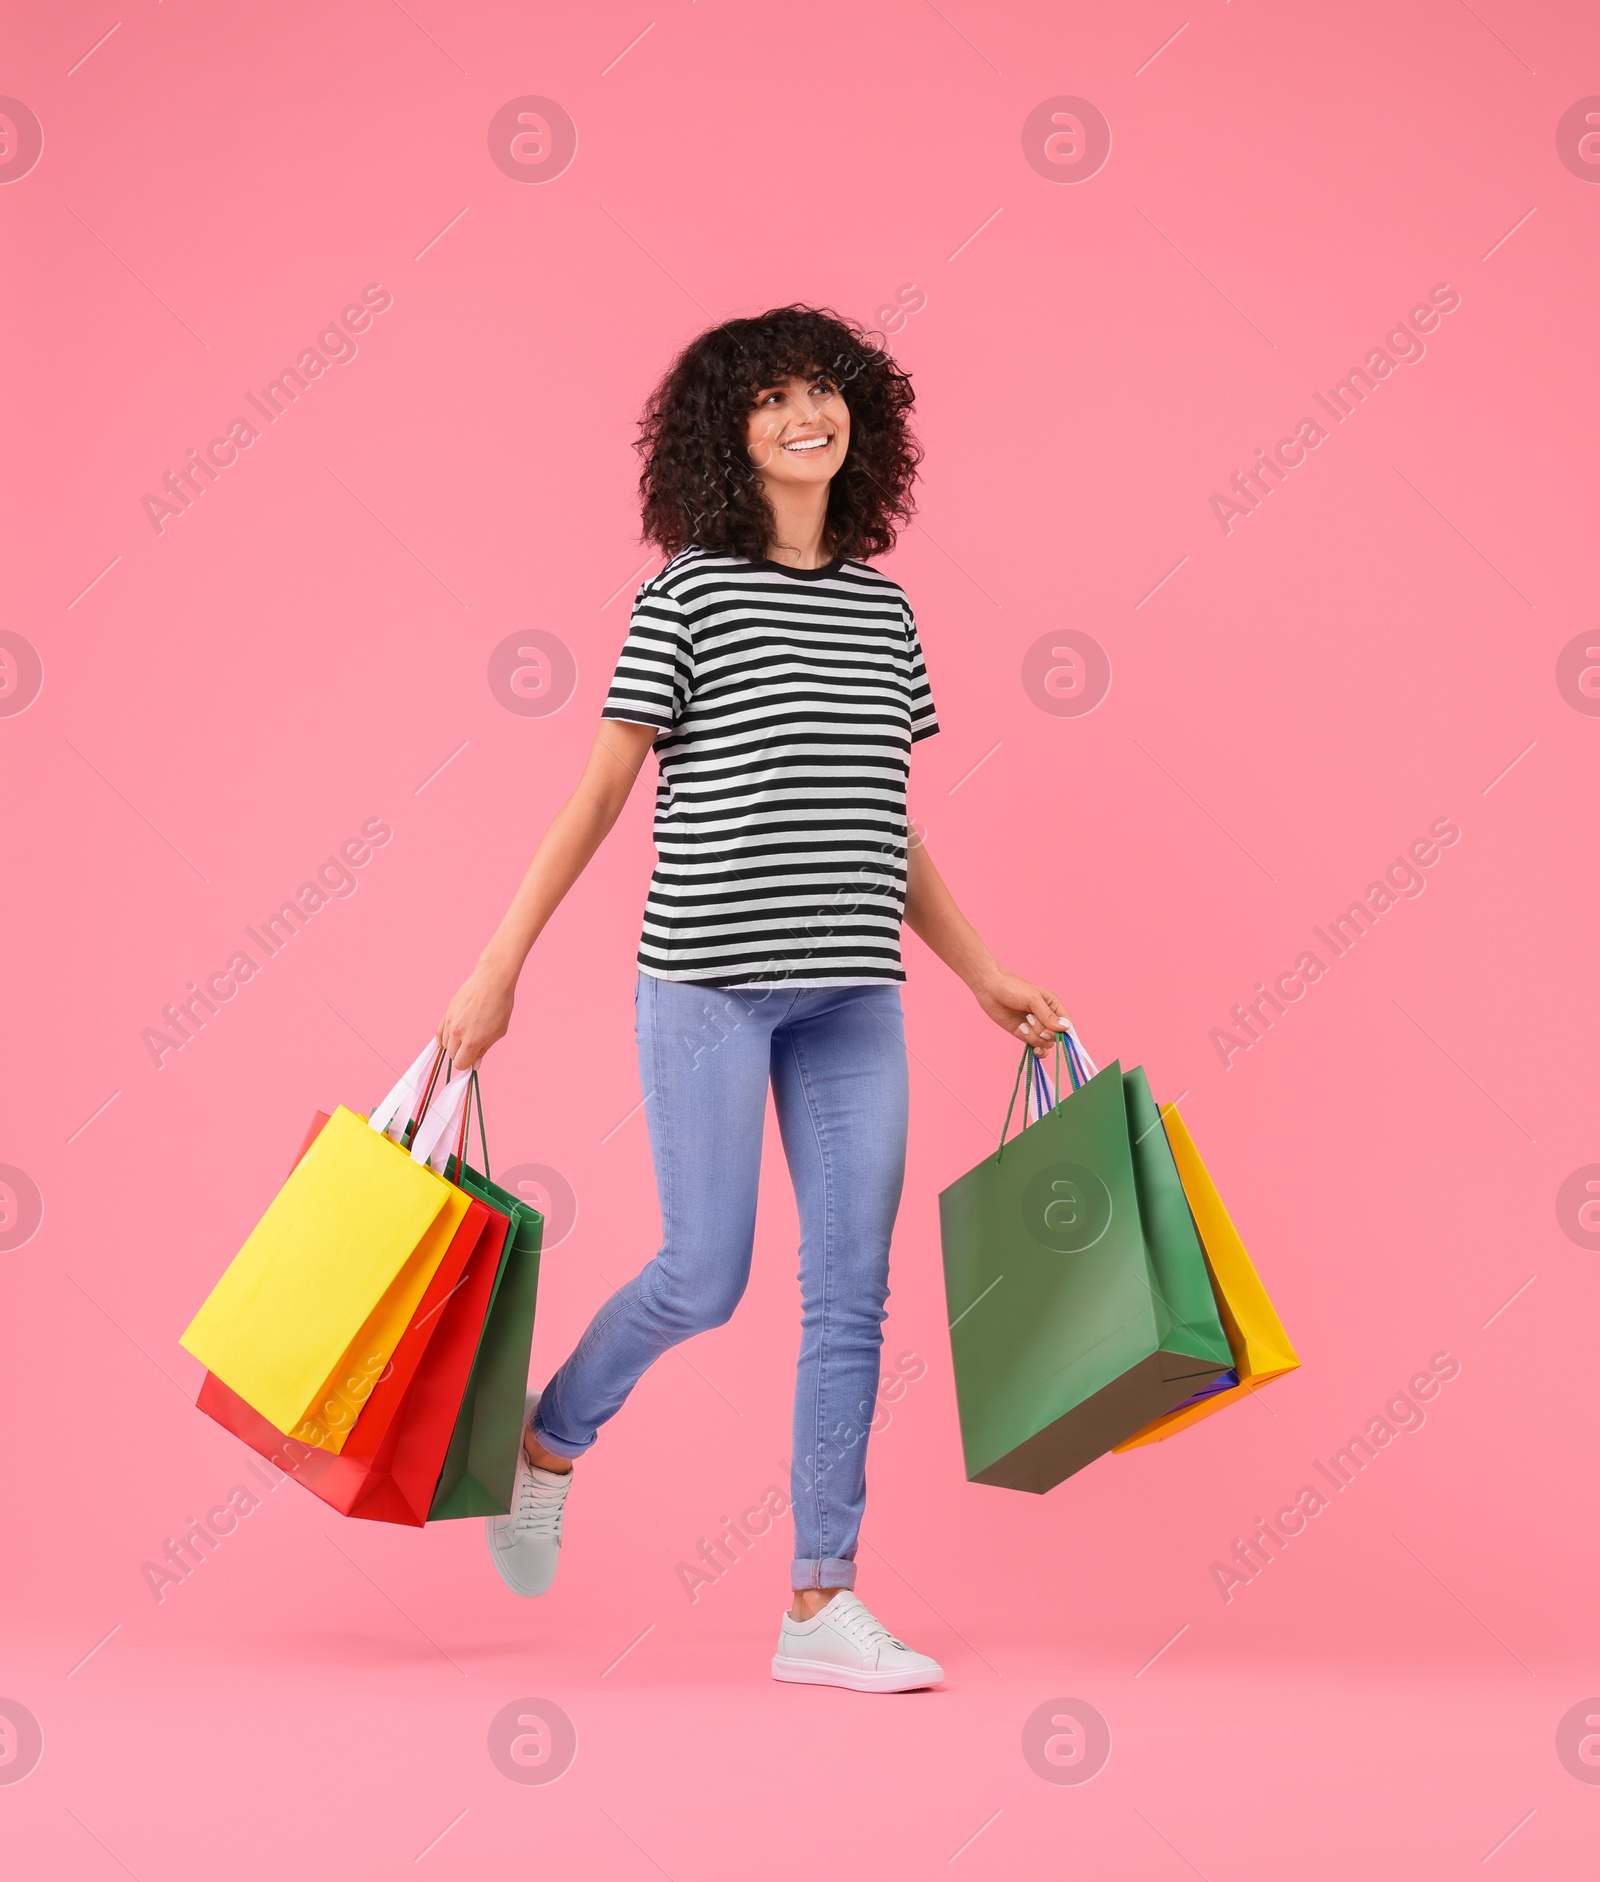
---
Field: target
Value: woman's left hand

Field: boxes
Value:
[974,972,1074,1057]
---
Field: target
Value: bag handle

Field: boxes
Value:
[460,1069,491,1181]
[364,1037,490,1181]
[446,1069,492,1181]
[410,1066,474,1174]
[475,1071,491,1178]
[1064,1026,1098,1079]
[995,1025,1095,1163]
[450,1077,476,1180]
[996,1045,1033,1160]
[416,1064,494,1184]
[1026,1052,1047,1124]
[1033,1031,1090,1116]
[367,1040,446,1143]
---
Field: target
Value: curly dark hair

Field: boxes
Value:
[636,305,920,564]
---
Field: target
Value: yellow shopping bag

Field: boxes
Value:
[180,1103,471,1453]
[1114,1103,1299,1450]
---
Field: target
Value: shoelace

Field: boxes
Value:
[825,1597,906,1654]
[509,1463,569,1541]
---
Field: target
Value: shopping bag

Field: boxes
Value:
[427,1145,544,1521]
[362,1052,544,1518]
[196,1235,512,1524]
[179,1048,475,1451]
[939,1032,1233,1493]
[1113,1101,1299,1449]
[194,1069,516,1519]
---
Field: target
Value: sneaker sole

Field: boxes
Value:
[770,1653,941,1693]
[485,1523,558,1597]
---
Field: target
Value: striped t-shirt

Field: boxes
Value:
[601,547,940,986]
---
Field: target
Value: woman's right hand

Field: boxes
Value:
[437,959,517,1071]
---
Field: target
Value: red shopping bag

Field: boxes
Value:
[197,1061,513,1525]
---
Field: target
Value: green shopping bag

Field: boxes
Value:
[424,1079,544,1521]
[939,1034,1232,1494]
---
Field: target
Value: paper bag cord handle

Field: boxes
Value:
[996,1029,1085,1163]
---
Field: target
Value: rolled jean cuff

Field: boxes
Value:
[791,1556,858,1592]
[526,1415,586,1462]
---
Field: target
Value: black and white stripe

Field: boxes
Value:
[601,547,939,986]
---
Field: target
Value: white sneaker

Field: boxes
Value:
[485,1394,572,1596]
[771,1591,944,1693]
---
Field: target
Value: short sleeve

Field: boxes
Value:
[601,579,694,730]
[907,609,940,743]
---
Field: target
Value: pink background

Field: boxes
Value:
[4,1,1598,1874]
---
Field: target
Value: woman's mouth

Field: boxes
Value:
[781,434,832,454]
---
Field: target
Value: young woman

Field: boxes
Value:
[437,306,1071,1694]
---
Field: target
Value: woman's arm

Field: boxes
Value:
[438,718,660,1068]
[903,834,1073,1056]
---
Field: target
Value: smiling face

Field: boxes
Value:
[743,371,851,493]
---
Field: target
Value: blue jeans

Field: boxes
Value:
[531,973,910,1591]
